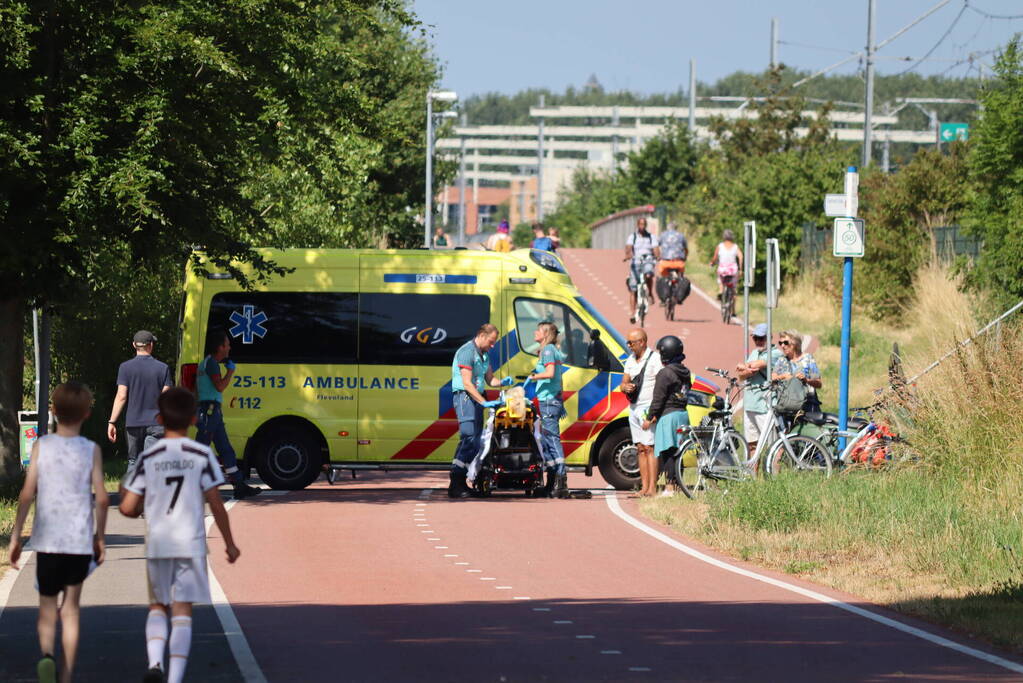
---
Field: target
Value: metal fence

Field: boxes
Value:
[801,222,830,269]
[800,223,982,267]
[932,225,982,262]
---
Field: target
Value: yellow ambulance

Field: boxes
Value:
[177,248,718,490]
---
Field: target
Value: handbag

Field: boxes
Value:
[623,353,652,404]
[775,376,806,414]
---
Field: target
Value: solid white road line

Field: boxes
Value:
[0,550,33,624]
[604,493,1023,675]
[206,499,267,683]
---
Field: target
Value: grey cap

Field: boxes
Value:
[751,323,769,337]
[133,330,157,345]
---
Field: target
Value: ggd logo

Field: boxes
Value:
[400,326,448,345]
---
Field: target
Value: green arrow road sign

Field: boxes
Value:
[940,122,969,142]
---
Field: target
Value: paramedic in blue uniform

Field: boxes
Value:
[527,321,570,498]
[449,323,512,498]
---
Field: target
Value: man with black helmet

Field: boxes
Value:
[642,335,692,496]
[107,330,173,473]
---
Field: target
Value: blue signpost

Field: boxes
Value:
[832,166,864,451]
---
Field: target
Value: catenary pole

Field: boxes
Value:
[770,18,779,68]
[458,113,467,246]
[537,94,545,222]
[425,92,434,247]
[862,0,877,167]
[688,59,697,133]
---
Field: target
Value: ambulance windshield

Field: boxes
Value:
[574,297,628,354]
[529,249,567,274]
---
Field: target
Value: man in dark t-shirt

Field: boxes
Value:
[107,330,173,470]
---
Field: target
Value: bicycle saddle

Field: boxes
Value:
[821,412,869,431]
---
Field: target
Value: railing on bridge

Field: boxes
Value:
[800,222,982,268]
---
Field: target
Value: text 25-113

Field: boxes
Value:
[232,375,286,389]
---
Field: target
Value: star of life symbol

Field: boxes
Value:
[229,305,269,344]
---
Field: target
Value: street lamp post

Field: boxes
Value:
[425,89,457,248]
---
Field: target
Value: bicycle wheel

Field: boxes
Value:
[665,294,675,321]
[766,435,833,478]
[638,294,647,327]
[710,431,751,483]
[673,438,706,499]
[721,287,732,323]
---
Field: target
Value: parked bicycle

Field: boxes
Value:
[799,401,902,469]
[751,382,833,478]
[672,368,749,497]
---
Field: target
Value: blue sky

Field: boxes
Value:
[412,0,1023,97]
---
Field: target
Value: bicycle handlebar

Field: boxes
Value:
[705,366,729,377]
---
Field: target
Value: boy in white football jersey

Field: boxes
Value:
[9,382,109,683]
[119,387,240,683]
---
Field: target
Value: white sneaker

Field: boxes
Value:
[659,489,675,498]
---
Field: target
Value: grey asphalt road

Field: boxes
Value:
[0,506,242,683]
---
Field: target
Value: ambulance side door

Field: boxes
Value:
[504,294,612,461]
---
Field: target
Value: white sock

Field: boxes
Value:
[145,609,168,670]
[168,616,192,683]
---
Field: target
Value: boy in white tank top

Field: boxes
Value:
[120,387,240,683]
[9,382,109,683]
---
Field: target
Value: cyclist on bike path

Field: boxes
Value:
[735,323,786,460]
[656,222,688,307]
[710,229,742,300]
[625,217,660,323]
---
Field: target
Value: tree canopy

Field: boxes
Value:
[0,0,443,480]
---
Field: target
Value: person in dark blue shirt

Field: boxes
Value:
[107,331,173,472]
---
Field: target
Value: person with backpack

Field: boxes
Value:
[642,335,692,496]
[485,220,513,252]
[656,222,690,308]
[531,223,554,251]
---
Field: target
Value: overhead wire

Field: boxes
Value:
[897,3,969,75]
[965,1,1023,20]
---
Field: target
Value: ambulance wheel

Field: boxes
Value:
[597,425,641,491]
[255,426,323,490]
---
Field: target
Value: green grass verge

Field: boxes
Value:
[643,468,1023,653]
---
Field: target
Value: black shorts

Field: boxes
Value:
[36,553,91,596]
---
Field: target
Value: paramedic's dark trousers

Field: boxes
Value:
[538,397,567,476]
[197,401,244,484]
[451,392,483,482]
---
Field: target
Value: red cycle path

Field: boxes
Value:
[203,250,1021,681]
[560,248,748,384]
[210,473,1021,681]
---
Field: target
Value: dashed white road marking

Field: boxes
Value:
[513,596,531,600]
[416,524,429,527]
[532,607,551,612]
[444,554,458,557]
[434,546,448,549]
[419,530,434,533]
[427,537,440,541]
[467,569,482,573]
[604,492,1023,676]
[455,562,470,566]
[576,635,596,639]
[480,577,496,581]
[601,650,622,655]
[628,667,652,672]
[496,586,512,590]
[554,620,573,624]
